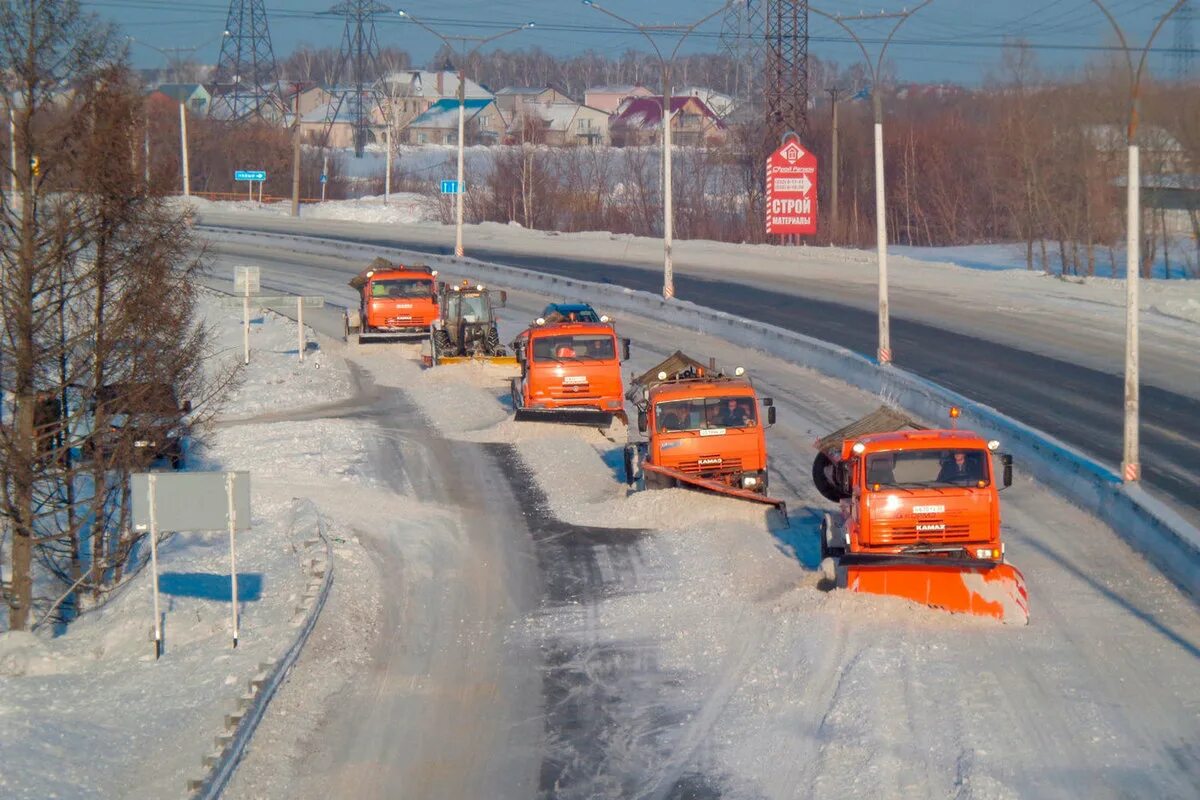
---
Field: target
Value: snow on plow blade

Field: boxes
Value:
[838,556,1029,625]
[642,463,788,520]
[513,408,617,426]
[436,355,518,366]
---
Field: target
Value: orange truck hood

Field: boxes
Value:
[860,487,999,549]
[652,427,766,472]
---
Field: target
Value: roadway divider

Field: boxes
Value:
[199,225,1200,597]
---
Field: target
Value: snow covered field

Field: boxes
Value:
[199,242,1199,800]
[0,293,362,799]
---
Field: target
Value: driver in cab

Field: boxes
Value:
[716,398,753,427]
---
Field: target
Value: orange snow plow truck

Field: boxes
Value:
[510,317,630,425]
[812,406,1029,625]
[623,352,787,518]
[344,258,439,344]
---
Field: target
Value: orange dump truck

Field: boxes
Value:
[510,318,630,425]
[343,259,439,344]
[812,406,1029,624]
[623,352,787,517]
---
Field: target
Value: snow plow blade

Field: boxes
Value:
[642,462,788,520]
[435,355,518,366]
[513,408,617,426]
[356,330,429,343]
[838,556,1029,625]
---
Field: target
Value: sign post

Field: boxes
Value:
[235,170,267,203]
[234,266,261,365]
[765,135,818,238]
[132,471,252,657]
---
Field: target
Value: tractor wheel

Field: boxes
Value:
[485,324,502,355]
[432,328,453,358]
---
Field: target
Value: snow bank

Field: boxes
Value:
[180,193,437,226]
[0,293,364,799]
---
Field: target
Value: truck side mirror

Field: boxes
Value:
[1002,454,1013,488]
[767,406,776,426]
[514,345,525,364]
[763,398,773,406]
[637,410,648,434]
[622,338,631,362]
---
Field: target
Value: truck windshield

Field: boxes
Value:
[865,448,989,488]
[531,334,616,362]
[655,396,757,432]
[371,279,432,299]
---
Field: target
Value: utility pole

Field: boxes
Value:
[1089,0,1188,482]
[178,102,190,197]
[811,2,934,365]
[583,1,733,300]
[827,86,841,240]
[323,1,389,159]
[211,0,284,121]
[291,86,301,217]
[397,10,532,257]
[764,0,811,140]
[384,124,392,205]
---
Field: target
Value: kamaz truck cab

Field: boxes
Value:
[510,317,630,425]
[344,259,439,344]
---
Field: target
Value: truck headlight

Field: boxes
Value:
[741,475,759,488]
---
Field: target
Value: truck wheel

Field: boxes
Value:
[812,451,845,503]
[510,378,523,413]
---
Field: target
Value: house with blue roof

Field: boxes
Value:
[404,98,505,146]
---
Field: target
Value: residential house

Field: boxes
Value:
[507,102,611,146]
[584,84,653,114]
[281,82,334,118]
[404,98,504,145]
[680,86,735,118]
[299,99,388,149]
[153,83,211,115]
[378,70,492,132]
[608,96,728,148]
[494,86,573,118]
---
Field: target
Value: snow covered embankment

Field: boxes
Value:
[0,294,360,799]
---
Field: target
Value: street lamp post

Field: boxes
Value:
[583,1,733,300]
[397,11,533,258]
[1088,0,1187,483]
[810,3,934,365]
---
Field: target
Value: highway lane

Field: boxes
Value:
[199,221,1200,525]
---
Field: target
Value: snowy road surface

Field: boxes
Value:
[211,240,1199,799]
[195,213,1200,527]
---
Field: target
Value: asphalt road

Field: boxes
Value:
[200,220,1200,525]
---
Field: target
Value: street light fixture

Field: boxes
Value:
[397,10,533,258]
[1087,0,1188,483]
[582,1,733,300]
[809,2,934,366]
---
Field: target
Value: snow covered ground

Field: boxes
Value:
[0,293,362,799]
[202,241,1199,800]
[182,193,438,227]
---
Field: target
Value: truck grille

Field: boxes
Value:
[678,457,742,475]
[875,521,973,544]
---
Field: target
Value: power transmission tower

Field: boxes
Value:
[323,0,390,158]
[1174,1,1196,81]
[721,0,764,112]
[764,0,810,139]
[210,0,284,121]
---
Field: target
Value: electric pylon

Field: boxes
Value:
[764,0,810,139]
[210,0,284,121]
[1173,1,1196,81]
[323,0,390,158]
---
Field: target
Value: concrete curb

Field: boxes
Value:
[200,225,1200,598]
[185,498,334,799]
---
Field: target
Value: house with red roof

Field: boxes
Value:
[608,95,727,148]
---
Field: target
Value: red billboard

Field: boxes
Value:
[766,138,818,236]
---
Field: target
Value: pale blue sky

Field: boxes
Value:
[91,0,1191,84]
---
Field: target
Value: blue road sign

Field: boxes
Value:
[320,174,328,184]
[440,179,463,194]
[235,170,267,182]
